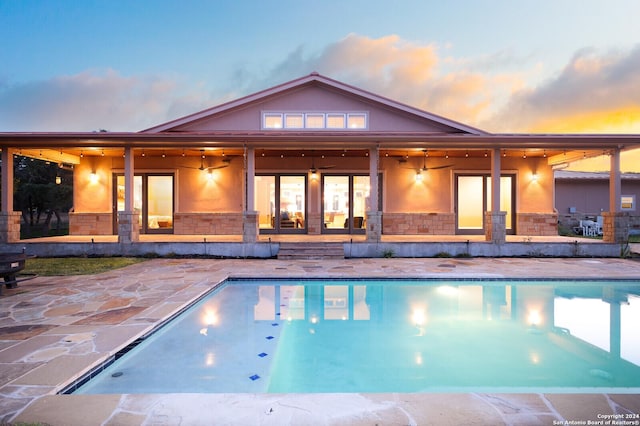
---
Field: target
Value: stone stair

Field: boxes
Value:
[277,242,345,260]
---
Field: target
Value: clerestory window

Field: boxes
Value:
[262,112,367,130]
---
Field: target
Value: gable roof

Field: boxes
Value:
[141,72,488,135]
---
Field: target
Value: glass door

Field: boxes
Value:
[114,174,174,234]
[351,176,369,231]
[255,174,306,233]
[322,174,370,234]
[280,175,306,231]
[455,174,514,234]
[323,176,349,231]
[457,176,484,231]
[255,176,276,230]
[146,175,174,232]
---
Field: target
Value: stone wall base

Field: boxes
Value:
[382,213,455,235]
[517,212,558,236]
[69,212,113,235]
[173,212,243,235]
[558,212,640,236]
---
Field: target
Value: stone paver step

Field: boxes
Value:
[277,242,344,260]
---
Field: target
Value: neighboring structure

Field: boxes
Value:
[1,72,639,253]
[555,170,640,235]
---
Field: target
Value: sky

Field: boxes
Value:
[1,0,640,170]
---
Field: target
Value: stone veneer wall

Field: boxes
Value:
[602,212,630,243]
[173,212,243,234]
[558,212,640,235]
[382,213,455,235]
[0,212,21,243]
[69,212,113,235]
[517,213,558,236]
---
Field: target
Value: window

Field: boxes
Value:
[284,113,304,129]
[326,114,346,129]
[621,195,635,211]
[264,113,283,129]
[347,113,366,129]
[262,111,367,130]
[305,114,324,128]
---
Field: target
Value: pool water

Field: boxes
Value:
[72,279,640,394]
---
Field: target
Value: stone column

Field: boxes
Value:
[242,210,259,243]
[0,212,21,243]
[602,211,629,243]
[366,211,382,242]
[118,211,140,244]
[242,146,258,243]
[485,148,506,243]
[367,146,381,242]
[603,148,628,243]
[485,211,506,244]
[246,146,255,211]
[0,148,20,242]
[117,147,139,244]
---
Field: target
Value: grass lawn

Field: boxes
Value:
[23,257,148,276]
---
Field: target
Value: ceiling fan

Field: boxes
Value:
[309,153,336,173]
[181,150,231,171]
[403,150,453,173]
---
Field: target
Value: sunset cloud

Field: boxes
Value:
[482,46,640,133]
[1,35,639,136]
[256,34,521,127]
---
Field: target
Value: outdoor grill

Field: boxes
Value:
[0,251,37,295]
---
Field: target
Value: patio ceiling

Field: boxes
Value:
[2,132,639,166]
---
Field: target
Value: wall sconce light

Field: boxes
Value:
[207,170,214,181]
[55,175,61,185]
[415,171,423,182]
[311,170,318,180]
[531,173,538,182]
[89,171,99,184]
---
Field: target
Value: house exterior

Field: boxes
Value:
[1,73,639,255]
[555,170,640,234]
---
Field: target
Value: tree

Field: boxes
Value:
[5,156,74,237]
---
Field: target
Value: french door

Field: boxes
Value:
[255,174,307,234]
[322,174,375,234]
[113,173,174,234]
[455,174,514,234]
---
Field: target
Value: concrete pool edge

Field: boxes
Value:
[2,257,640,425]
[13,392,640,425]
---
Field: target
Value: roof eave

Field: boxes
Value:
[1,132,639,151]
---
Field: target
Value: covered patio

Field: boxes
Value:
[1,73,639,257]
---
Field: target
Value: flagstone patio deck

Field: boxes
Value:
[1,257,639,425]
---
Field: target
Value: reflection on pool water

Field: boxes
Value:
[71,279,640,394]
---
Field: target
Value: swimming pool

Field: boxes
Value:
[70,278,640,394]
